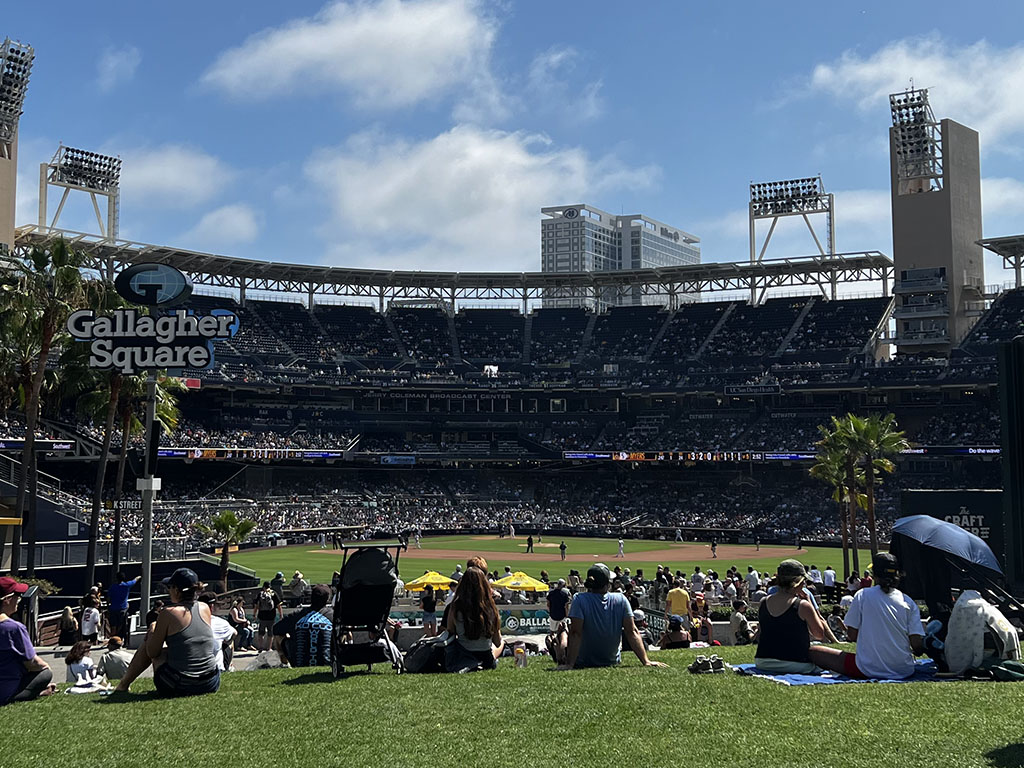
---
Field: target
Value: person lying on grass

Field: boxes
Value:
[556,563,666,670]
[809,552,924,680]
[113,568,220,698]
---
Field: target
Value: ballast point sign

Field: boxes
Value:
[69,263,239,374]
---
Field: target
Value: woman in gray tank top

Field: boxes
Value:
[114,568,220,697]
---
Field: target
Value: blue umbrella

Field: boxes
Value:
[891,515,1003,575]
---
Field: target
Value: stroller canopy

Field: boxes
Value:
[341,546,399,591]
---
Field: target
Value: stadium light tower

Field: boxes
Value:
[748,175,835,303]
[0,37,34,252]
[39,144,122,239]
[889,87,942,195]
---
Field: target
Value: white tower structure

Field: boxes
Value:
[0,38,33,252]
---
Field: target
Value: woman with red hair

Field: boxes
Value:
[445,568,504,669]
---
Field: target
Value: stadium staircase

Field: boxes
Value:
[958,290,1007,356]
[774,297,816,356]
[447,311,462,360]
[522,314,533,364]
[0,453,90,525]
[382,312,410,358]
[574,312,599,363]
[694,302,736,359]
[861,296,895,359]
[643,307,678,362]
[39,418,102,459]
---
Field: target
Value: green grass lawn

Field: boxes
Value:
[233,536,872,588]
[8,646,1024,768]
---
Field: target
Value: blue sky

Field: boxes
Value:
[8,1,1024,283]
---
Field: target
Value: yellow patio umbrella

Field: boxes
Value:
[405,571,456,592]
[491,572,550,592]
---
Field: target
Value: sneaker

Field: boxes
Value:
[709,654,728,673]
[688,655,712,674]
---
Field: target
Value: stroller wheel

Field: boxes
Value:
[331,656,340,679]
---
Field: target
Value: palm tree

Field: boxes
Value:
[814,415,864,577]
[195,510,257,592]
[810,437,867,580]
[850,413,909,556]
[0,240,88,574]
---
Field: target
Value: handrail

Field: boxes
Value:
[195,551,258,578]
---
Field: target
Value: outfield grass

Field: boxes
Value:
[8,646,1024,768]
[233,536,872,588]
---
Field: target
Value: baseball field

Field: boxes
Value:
[231,534,873,586]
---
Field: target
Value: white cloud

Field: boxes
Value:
[182,204,262,249]
[118,144,234,209]
[201,0,502,116]
[525,46,604,123]
[304,125,659,271]
[97,46,141,92]
[806,36,1024,149]
[981,176,1024,219]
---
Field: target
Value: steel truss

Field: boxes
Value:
[14,225,892,309]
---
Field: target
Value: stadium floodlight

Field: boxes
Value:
[39,144,122,239]
[889,87,942,194]
[748,175,835,303]
[51,145,122,192]
[0,38,33,156]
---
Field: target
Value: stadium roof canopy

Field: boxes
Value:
[14,224,892,307]
[979,235,1024,289]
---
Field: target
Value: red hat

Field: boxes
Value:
[0,576,29,597]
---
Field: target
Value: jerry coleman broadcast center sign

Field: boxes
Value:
[69,263,239,374]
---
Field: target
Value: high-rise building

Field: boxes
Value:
[540,204,700,309]
[889,88,985,352]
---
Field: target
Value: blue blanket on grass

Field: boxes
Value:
[734,659,938,686]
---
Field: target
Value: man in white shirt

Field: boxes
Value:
[822,566,837,602]
[745,567,760,596]
[808,565,822,585]
[691,567,706,592]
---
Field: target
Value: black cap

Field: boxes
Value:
[161,567,200,591]
[872,552,899,579]
[587,563,611,588]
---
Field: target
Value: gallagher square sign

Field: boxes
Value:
[68,263,239,374]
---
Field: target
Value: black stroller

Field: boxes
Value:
[331,542,406,677]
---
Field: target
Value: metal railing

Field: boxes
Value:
[18,537,189,568]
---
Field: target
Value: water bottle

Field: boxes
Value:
[514,642,527,668]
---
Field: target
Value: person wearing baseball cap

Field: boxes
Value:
[556,563,666,670]
[113,568,220,697]
[0,576,55,705]
[810,552,925,680]
[754,559,830,675]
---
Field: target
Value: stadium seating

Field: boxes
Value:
[390,307,453,363]
[586,305,669,360]
[455,309,524,361]
[314,304,401,359]
[530,307,589,364]
[702,297,808,364]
